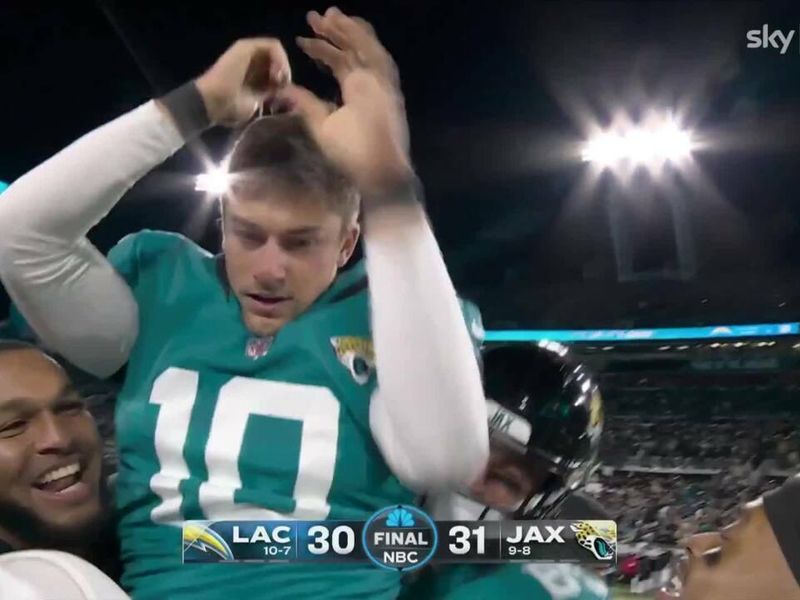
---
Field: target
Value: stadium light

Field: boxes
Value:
[195,166,231,196]
[581,114,694,171]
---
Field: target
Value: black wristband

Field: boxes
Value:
[158,81,211,140]
[362,174,426,211]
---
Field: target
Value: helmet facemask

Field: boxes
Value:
[449,343,604,523]
[482,430,586,520]
[461,435,570,521]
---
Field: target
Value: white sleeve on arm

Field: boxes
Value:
[365,201,489,493]
[0,102,185,377]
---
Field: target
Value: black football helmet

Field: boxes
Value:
[481,341,603,519]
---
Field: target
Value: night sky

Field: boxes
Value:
[3,0,800,328]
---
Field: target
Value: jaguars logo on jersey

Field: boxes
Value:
[331,336,375,385]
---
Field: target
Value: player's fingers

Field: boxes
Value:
[271,84,332,127]
[351,16,376,37]
[325,9,400,90]
[296,37,349,81]
[307,10,351,53]
[329,9,379,48]
[324,8,385,58]
[308,8,381,60]
[237,38,292,89]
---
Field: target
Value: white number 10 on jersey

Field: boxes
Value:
[148,367,341,523]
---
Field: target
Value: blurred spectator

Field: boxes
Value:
[589,390,798,550]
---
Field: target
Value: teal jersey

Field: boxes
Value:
[401,563,610,600]
[3,301,36,342]
[105,231,480,599]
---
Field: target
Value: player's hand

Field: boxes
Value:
[286,7,414,198]
[196,38,291,127]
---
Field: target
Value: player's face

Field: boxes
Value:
[0,349,103,547]
[657,499,800,600]
[468,443,548,513]
[223,187,360,336]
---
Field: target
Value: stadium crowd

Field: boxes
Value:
[590,391,799,550]
[601,415,800,472]
[590,470,785,547]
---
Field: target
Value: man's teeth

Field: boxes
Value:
[38,463,80,485]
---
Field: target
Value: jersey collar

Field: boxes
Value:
[313,259,367,307]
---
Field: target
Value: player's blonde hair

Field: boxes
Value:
[225,114,360,222]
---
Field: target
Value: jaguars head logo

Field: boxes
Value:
[570,520,616,561]
[331,337,375,385]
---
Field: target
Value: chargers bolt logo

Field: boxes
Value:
[183,522,235,561]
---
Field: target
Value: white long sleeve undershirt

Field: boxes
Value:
[364,204,488,491]
[0,102,184,376]
[0,100,488,492]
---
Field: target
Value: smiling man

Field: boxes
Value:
[0,341,121,572]
[0,341,128,598]
[0,341,104,553]
[658,475,800,600]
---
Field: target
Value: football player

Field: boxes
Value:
[0,8,488,599]
[0,342,110,563]
[406,343,611,599]
[0,340,127,597]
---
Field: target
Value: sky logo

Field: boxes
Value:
[746,24,798,55]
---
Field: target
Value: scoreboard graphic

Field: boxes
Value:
[183,504,616,570]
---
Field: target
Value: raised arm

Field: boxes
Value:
[0,38,290,377]
[289,7,489,492]
[0,102,183,376]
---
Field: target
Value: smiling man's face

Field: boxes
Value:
[0,348,103,549]
[658,499,800,600]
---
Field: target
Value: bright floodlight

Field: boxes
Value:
[582,118,694,168]
[195,166,231,195]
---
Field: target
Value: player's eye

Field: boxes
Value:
[234,228,265,247]
[0,419,28,438]
[283,237,315,252]
[55,399,86,415]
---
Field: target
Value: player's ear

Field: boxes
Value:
[218,198,227,245]
[338,219,360,268]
